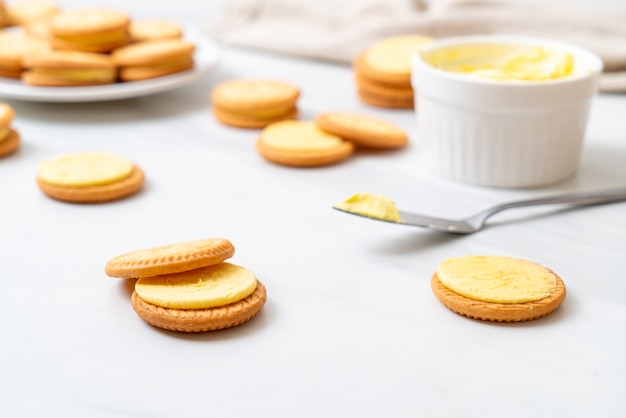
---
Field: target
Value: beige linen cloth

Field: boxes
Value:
[206,0,626,92]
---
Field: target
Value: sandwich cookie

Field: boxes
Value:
[315,112,408,149]
[431,255,566,322]
[112,38,195,81]
[257,120,354,167]
[0,103,20,157]
[49,8,131,53]
[105,238,267,332]
[22,50,116,86]
[211,79,300,129]
[36,152,144,203]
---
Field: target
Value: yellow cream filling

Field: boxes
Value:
[135,262,257,309]
[37,152,133,187]
[32,68,114,81]
[261,120,345,151]
[334,193,401,222]
[436,255,557,303]
[365,35,433,75]
[425,44,576,81]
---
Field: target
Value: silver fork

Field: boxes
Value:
[334,187,626,234]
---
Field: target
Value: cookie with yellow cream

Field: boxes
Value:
[22,50,116,86]
[0,103,20,157]
[112,38,195,81]
[105,238,267,332]
[315,112,408,149]
[49,8,131,53]
[211,79,300,129]
[36,152,144,203]
[431,255,566,322]
[256,120,354,167]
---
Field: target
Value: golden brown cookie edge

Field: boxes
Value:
[131,280,267,332]
[431,272,566,322]
[37,164,144,203]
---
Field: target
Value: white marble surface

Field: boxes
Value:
[1,2,626,417]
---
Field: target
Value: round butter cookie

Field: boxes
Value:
[131,279,267,332]
[112,38,195,81]
[22,50,116,86]
[431,255,566,322]
[36,152,144,203]
[316,112,408,149]
[211,79,300,129]
[256,120,354,167]
[129,19,182,42]
[0,102,20,157]
[105,238,235,279]
[49,8,131,52]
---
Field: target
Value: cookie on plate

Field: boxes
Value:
[36,152,144,203]
[5,1,59,27]
[256,120,354,167]
[211,79,300,129]
[315,112,408,149]
[129,19,182,42]
[22,50,116,86]
[105,238,267,332]
[49,8,131,53]
[431,255,566,322]
[112,38,195,81]
[353,35,432,109]
[0,32,50,78]
[0,103,20,158]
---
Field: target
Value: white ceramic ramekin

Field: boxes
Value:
[412,35,603,188]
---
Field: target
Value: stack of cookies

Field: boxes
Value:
[47,8,131,53]
[105,238,267,333]
[211,79,300,129]
[0,5,193,86]
[353,35,432,109]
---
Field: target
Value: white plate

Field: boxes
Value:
[0,25,221,103]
